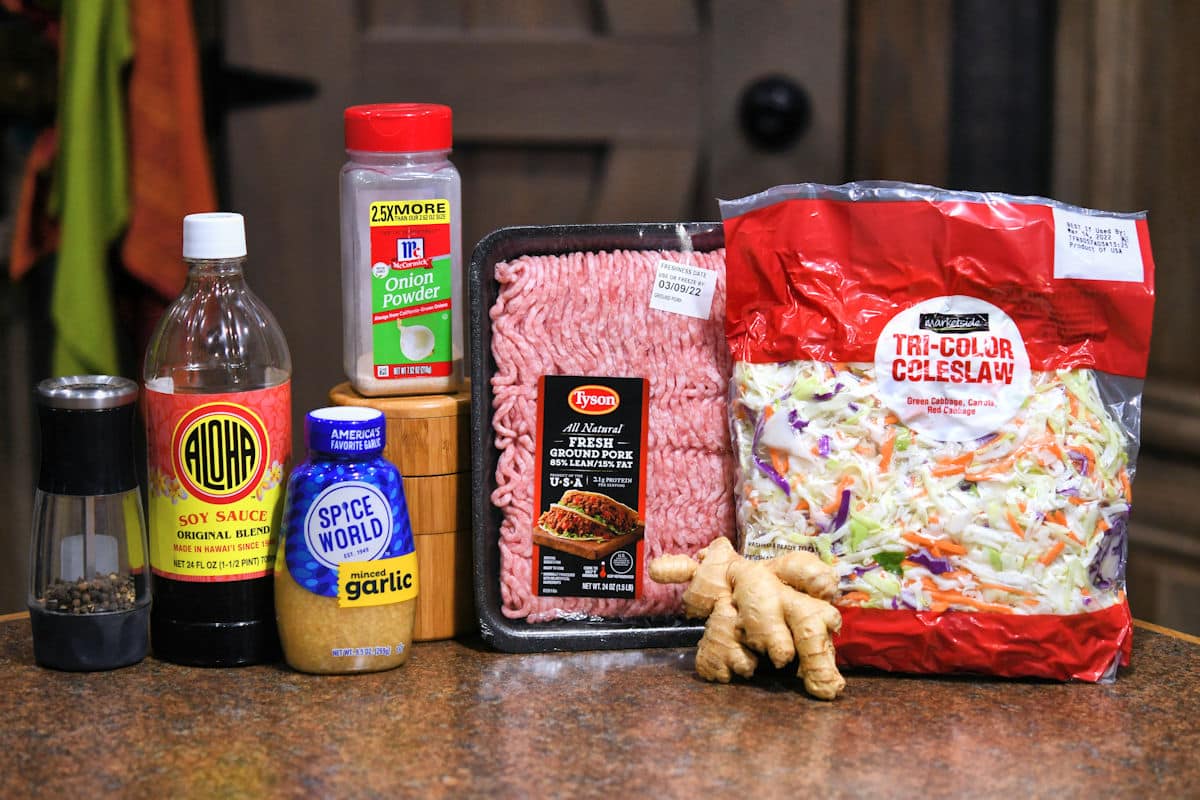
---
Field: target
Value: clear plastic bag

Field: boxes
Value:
[719,182,1156,681]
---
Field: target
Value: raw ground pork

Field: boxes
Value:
[490,248,734,622]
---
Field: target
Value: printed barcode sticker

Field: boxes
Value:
[649,258,718,319]
[1052,208,1144,283]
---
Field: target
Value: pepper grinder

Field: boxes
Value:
[28,376,151,670]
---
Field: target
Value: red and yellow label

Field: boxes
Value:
[145,382,291,582]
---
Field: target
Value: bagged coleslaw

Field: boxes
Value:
[719,182,1156,681]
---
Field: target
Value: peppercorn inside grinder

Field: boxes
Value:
[28,376,151,670]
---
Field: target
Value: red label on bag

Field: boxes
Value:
[723,198,1156,378]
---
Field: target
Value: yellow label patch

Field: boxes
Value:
[338,552,419,608]
[148,485,281,581]
[369,199,451,227]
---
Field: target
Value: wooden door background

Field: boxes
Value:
[2,1,1197,631]
[220,0,848,439]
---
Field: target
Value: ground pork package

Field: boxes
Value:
[472,223,734,651]
[720,182,1156,681]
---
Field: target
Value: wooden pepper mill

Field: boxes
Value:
[329,383,473,641]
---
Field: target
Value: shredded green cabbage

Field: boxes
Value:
[733,362,1130,615]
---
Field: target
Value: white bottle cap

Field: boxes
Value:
[182,212,247,259]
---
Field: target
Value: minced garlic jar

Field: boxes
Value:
[275,407,418,674]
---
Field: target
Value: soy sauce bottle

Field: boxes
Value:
[143,213,291,666]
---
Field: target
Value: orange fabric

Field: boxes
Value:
[121,0,216,300]
[8,128,60,280]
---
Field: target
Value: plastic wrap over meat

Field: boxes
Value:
[489,244,734,623]
[720,182,1156,681]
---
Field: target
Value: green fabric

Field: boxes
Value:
[51,0,132,377]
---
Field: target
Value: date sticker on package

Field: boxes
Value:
[649,258,717,320]
[1052,207,1144,283]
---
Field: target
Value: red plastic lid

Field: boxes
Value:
[344,104,453,153]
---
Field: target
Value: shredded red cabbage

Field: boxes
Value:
[831,488,851,530]
[908,549,954,574]
[812,382,843,401]
[818,435,831,457]
[753,453,791,497]
[787,409,809,432]
[1088,515,1127,591]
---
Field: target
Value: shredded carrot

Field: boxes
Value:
[1005,509,1025,539]
[926,512,940,525]
[1119,468,1132,501]
[884,413,900,425]
[1039,540,1065,566]
[969,434,1059,481]
[901,531,966,557]
[821,476,854,514]
[879,428,897,472]
[855,441,875,456]
[977,581,1035,597]
[937,452,974,468]
[902,531,937,550]
[1074,443,1097,474]
[838,591,871,605]
[762,405,774,421]
[931,452,974,477]
[1068,392,1080,418]
[1066,532,1083,546]
[924,588,1015,614]
[1023,598,1041,607]
[769,448,789,479]
[965,453,1018,481]
[927,601,949,614]
[932,540,967,557]
[1046,510,1068,527]
[1096,517,1111,534]
[1067,495,1087,506]
[794,498,810,511]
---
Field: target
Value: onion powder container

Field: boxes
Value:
[340,103,464,396]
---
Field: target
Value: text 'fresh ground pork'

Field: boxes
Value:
[489,247,734,622]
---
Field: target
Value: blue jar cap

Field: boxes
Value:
[306,407,385,455]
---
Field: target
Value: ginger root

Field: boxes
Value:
[649,537,845,700]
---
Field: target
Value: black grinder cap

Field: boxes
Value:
[36,375,139,496]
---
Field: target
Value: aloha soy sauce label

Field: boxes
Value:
[532,376,648,599]
[145,384,291,582]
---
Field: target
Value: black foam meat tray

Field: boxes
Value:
[469,222,724,652]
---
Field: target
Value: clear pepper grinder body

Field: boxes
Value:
[28,375,151,671]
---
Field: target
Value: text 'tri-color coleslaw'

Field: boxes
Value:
[721,182,1156,682]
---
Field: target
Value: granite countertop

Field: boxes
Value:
[0,614,1196,798]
